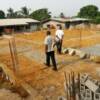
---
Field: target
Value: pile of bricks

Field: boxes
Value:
[80,74,100,100]
[64,72,100,100]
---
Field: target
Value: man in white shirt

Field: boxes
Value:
[44,31,57,71]
[55,25,64,54]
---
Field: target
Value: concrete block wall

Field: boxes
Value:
[80,74,100,100]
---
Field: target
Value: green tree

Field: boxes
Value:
[7,8,15,18]
[0,10,5,19]
[7,8,24,18]
[60,12,65,18]
[13,11,23,18]
[92,16,100,24]
[78,5,99,19]
[30,8,51,21]
[21,6,30,17]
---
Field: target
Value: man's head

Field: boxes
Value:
[59,25,62,30]
[46,31,51,36]
[57,25,62,30]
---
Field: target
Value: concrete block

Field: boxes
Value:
[86,54,90,58]
[85,89,92,100]
[90,56,100,63]
[75,50,87,59]
[92,79,98,85]
[85,79,99,92]
[75,50,81,56]
[62,48,69,54]
[80,73,89,83]
[80,84,85,92]
[68,48,75,56]
[94,93,100,100]
[79,53,87,59]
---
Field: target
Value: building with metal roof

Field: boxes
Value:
[42,18,90,29]
[0,18,40,35]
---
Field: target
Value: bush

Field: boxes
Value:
[91,16,100,24]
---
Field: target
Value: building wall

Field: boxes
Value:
[0,23,40,35]
[68,21,90,29]
[30,24,39,31]
[43,20,90,30]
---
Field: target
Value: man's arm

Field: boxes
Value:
[56,35,60,40]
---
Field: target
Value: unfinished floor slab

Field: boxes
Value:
[80,44,100,56]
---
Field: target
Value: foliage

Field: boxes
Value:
[21,6,30,17]
[0,10,5,19]
[91,16,100,24]
[60,12,65,18]
[7,8,15,18]
[7,7,30,18]
[30,8,51,21]
[78,5,99,19]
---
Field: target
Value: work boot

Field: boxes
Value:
[52,67,58,71]
[44,63,51,67]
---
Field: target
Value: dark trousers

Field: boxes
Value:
[46,51,57,70]
[56,40,62,54]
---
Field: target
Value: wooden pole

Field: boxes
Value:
[64,72,69,100]
[9,40,16,71]
[79,29,82,48]
[78,73,81,100]
[69,73,72,100]
[12,37,19,71]
[11,29,19,72]
[71,71,76,100]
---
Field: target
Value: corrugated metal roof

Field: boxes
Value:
[17,18,40,23]
[0,18,40,27]
[51,18,89,23]
[70,18,89,22]
[51,18,70,22]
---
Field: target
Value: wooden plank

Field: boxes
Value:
[0,63,37,97]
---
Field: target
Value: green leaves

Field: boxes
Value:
[30,8,51,21]
[0,10,5,19]
[78,5,98,19]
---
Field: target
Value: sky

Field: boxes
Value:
[0,0,100,17]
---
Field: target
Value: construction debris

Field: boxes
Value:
[68,48,75,56]
[90,56,100,63]
[63,48,88,59]
[0,29,100,99]
[64,72,100,100]
[0,63,37,98]
[62,48,69,54]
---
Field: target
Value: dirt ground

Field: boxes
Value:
[0,29,100,100]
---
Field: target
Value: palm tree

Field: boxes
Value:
[7,8,15,18]
[21,6,30,17]
[60,12,65,18]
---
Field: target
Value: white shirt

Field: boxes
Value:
[44,35,54,52]
[55,29,64,41]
